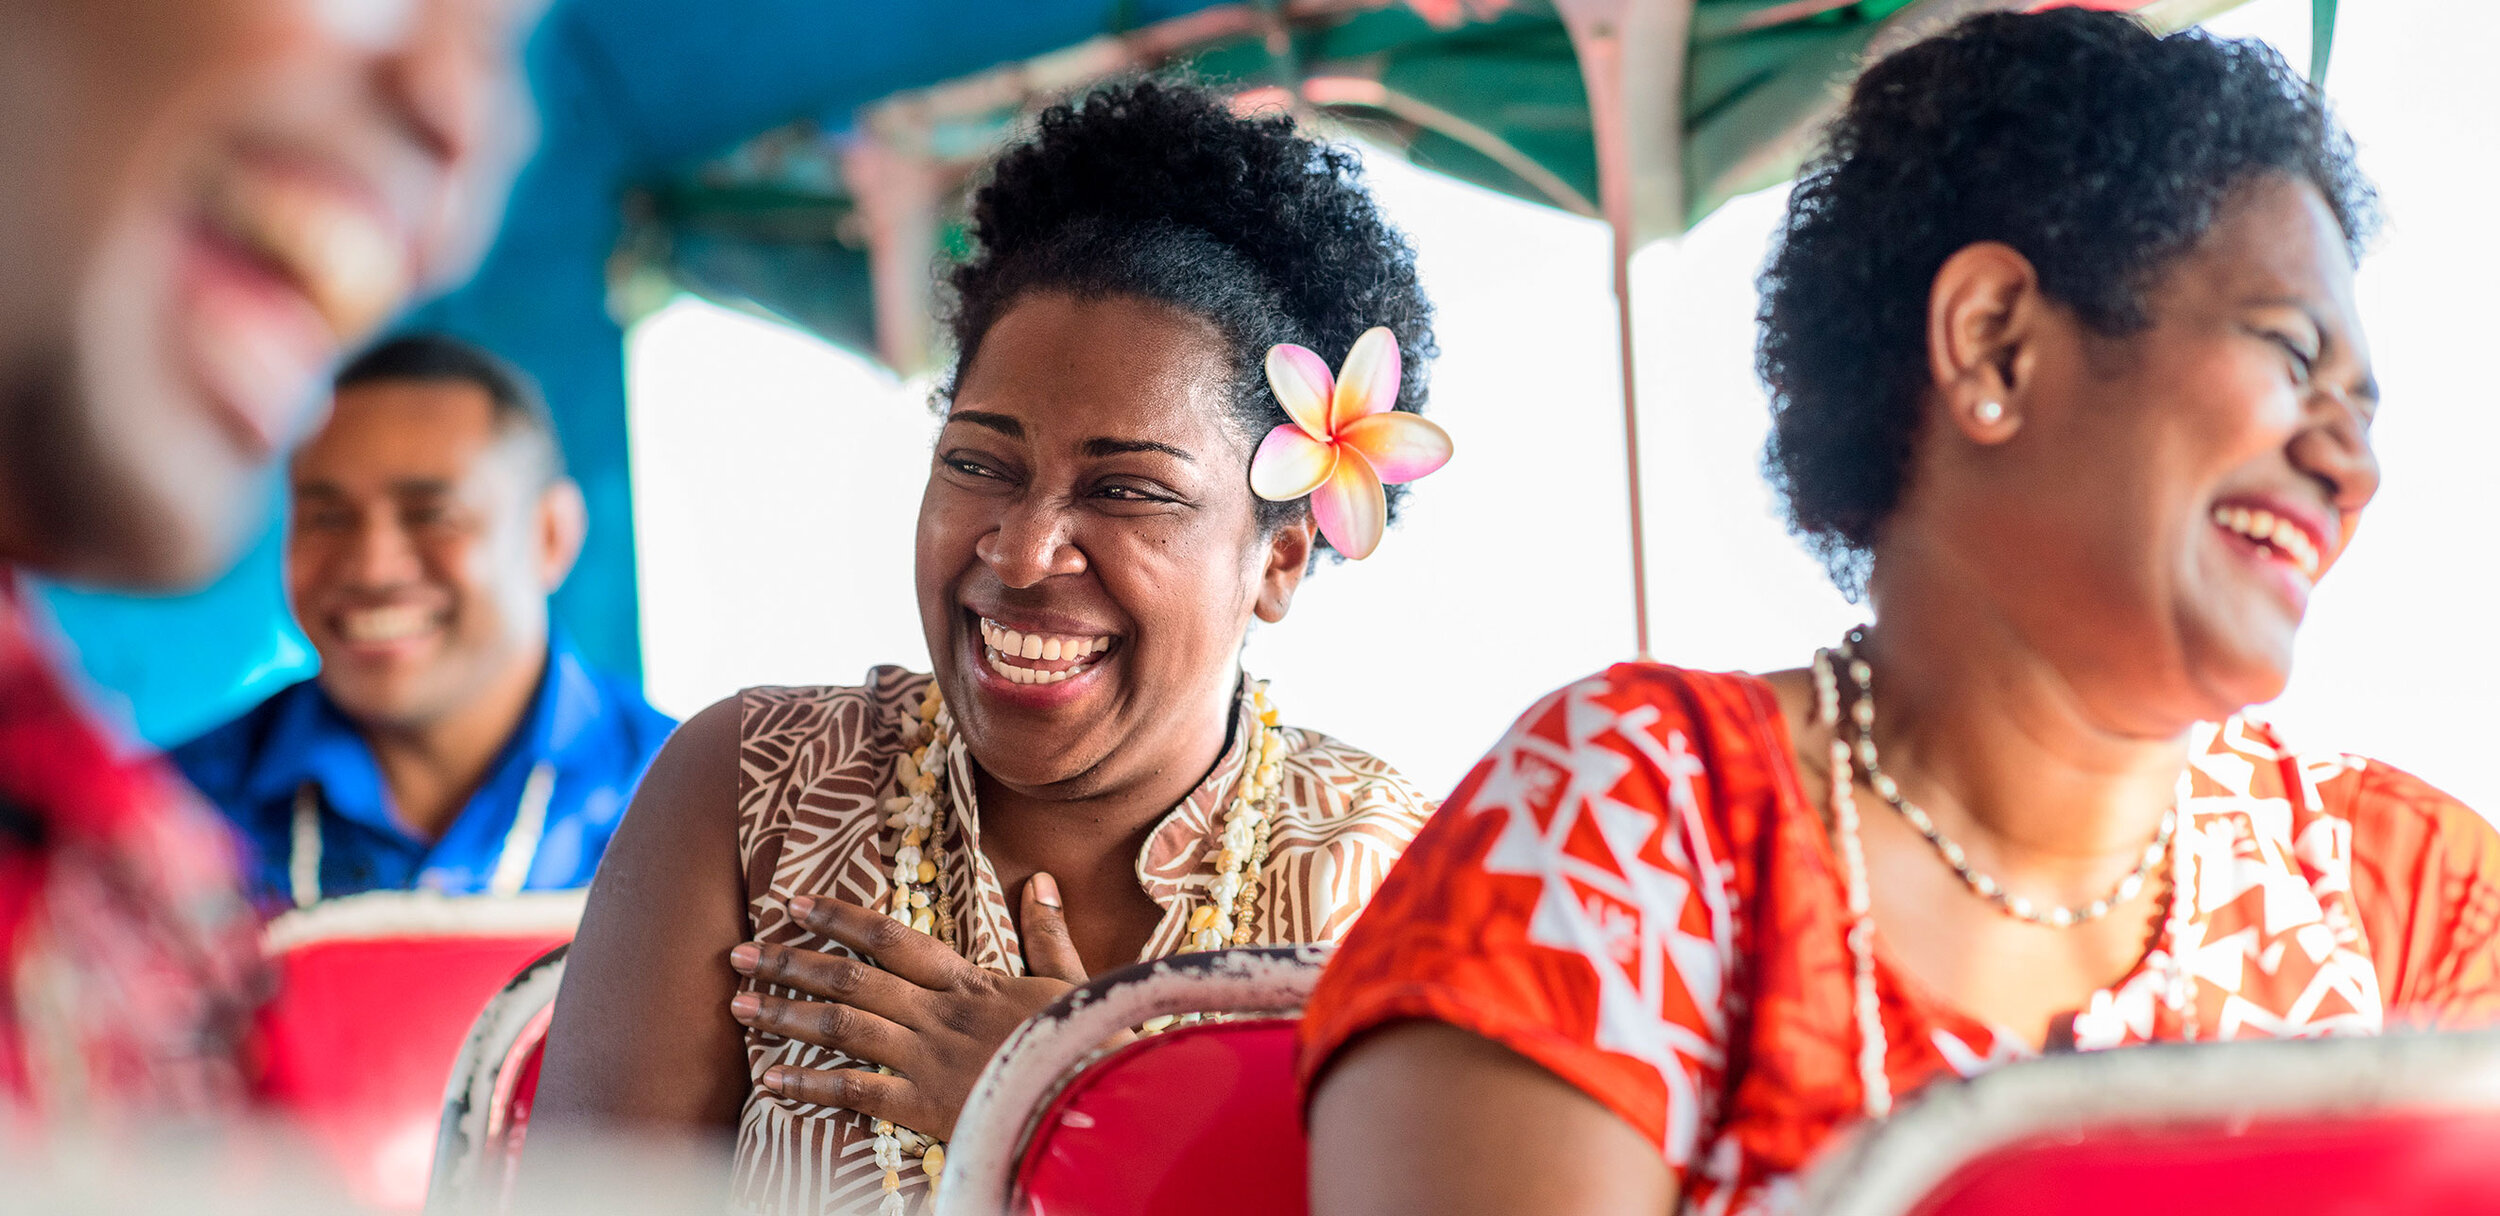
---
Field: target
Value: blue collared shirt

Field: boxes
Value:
[170,633,676,906]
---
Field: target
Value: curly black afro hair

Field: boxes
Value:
[941,78,1437,557]
[1758,8,2376,595]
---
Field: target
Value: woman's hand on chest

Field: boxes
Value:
[725,879,1088,1139]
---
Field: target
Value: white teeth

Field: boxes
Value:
[213,171,410,338]
[985,648,1078,685]
[339,605,436,643]
[2211,504,2321,579]
[974,617,1119,684]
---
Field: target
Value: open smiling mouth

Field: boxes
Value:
[336,604,444,645]
[207,161,412,343]
[2209,503,2322,580]
[976,616,1121,686]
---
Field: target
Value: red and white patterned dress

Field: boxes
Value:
[1299,663,2500,1215]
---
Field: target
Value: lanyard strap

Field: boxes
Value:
[486,762,557,898]
[288,760,558,908]
[289,783,322,909]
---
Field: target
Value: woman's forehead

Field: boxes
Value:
[952,293,1240,448]
[2176,179,2360,314]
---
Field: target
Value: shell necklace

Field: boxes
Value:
[1826,628,2175,928]
[867,677,1287,1214]
[1813,633,2200,1119]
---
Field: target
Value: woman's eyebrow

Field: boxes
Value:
[946,410,1024,438]
[1083,437,1195,462]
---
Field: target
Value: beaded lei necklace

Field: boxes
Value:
[866,677,1286,1213]
[1811,631,2200,1119]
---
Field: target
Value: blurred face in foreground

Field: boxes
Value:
[0,0,540,589]
[288,377,582,733]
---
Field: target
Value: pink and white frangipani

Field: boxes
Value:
[1248,327,1452,560]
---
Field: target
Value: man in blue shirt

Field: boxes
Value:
[175,334,675,908]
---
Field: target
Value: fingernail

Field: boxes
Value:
[729,943,760,974]
[1031,872,1061,909]
[730,992,761,1021]
[762,1067,789,1091]
[789,896,816,920]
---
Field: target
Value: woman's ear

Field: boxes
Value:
[1254,516,1315,624]
[1926,241,2045,445]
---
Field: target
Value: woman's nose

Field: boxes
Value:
[975,506,1087,588]
[2291,386,2381,516]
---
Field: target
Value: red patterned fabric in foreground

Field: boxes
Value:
[0,587,261,1122]
[1300,663,2500,1215]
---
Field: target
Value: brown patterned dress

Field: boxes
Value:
[733,667,1435,1214]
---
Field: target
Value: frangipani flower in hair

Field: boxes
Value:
[1248,327,1452,559]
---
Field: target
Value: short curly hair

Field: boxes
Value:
[941,78,1437,557]
[1758,8,2376,595]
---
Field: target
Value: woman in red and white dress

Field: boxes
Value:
[1300,11,2500,1216]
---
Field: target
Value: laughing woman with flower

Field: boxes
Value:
[528,80,1449,1214]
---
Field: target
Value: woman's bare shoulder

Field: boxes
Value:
[532,693,751,1132]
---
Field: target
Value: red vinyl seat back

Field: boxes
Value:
[1796,1031,2500,1216]
[1911,1111,2500,1216]
[1014,1019,1307,1216]
[251,894,579,1211]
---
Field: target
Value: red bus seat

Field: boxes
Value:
[1798,1028,2500,1216]
[428,942,568,1212]
[252,891,582,1210]
[1015,1019,1305,1215]
[940,945,1327,1216]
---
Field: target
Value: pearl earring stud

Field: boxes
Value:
[1973,399,2005,425]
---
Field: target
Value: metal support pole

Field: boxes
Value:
[1611,235,1652,661]
[1557,0,1686,661]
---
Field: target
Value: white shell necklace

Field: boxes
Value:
[1830,628,2175,928]
[865,677,1287,1214]
[1812,632,2201,1120]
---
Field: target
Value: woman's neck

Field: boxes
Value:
[973,678,1240,888]
[1860,558,2193,869]
[967,678,1240,973]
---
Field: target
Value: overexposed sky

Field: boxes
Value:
[630,0,2500,810]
